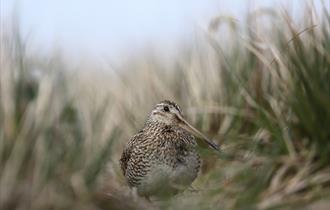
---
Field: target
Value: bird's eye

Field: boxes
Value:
[163,106,170,112]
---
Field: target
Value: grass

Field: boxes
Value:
[1,3,330,210]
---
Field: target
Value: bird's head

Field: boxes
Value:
[147,100,220,151]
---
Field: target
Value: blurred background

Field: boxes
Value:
[1,0,326,62]
[1,0,329,210]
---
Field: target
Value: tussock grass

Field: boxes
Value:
[1,3,329,210]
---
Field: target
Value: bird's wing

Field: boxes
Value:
[119,133,142,176]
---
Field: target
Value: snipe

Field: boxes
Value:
[120,100,219,198]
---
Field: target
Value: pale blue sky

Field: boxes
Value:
[1,0,327,60]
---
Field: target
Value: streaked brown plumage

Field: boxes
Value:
[120,100,219,197]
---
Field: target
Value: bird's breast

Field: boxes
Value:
[136,150,200,197]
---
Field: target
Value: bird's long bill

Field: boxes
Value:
[176,114,220,151]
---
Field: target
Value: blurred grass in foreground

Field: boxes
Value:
[1,3,330,210]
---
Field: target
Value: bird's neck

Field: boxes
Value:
[143,121,175,134]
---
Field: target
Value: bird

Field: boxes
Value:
[119,100,220,198]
